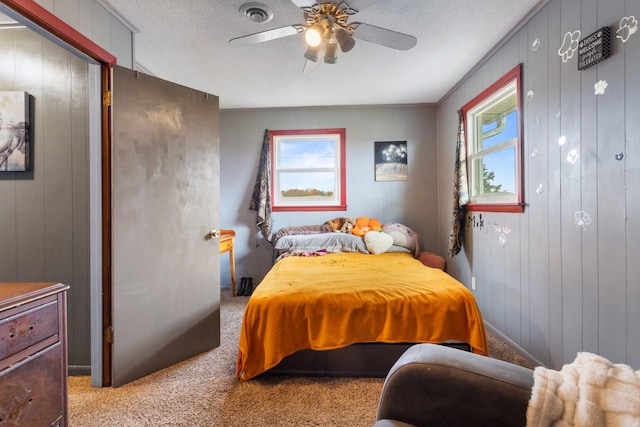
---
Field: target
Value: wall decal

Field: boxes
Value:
[532,37,541,51]
[575,210,592,230]
[468,213,485,230]
[491,224,511,247]
[594,80,608,95]
[567,149,580,164]
[617,16,638,43]
[558,136,567,146]
[536,184,544,194]
[558,30,581,63]
[527,90,535,100]
[578,27,611,70]
[615,152,624,161]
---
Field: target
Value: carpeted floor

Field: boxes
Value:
[68,292,535,426]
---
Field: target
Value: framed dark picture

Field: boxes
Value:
[374,141,407,181]
[0,91,30,172]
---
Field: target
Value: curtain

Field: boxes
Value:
[448,110,469,257]
[249,129,273,243]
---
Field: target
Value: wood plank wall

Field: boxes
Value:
[0,28,90,367]
[0,0,134,372]
[438,0,640,370]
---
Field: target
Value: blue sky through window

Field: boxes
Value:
[480,111,517,193]
[279,139,336,193]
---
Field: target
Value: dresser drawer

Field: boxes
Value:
[0,342,63,426]
[0,300,59,360]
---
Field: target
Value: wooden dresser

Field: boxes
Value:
[0,282,69,427]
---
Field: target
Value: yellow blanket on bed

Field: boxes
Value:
[236,252,488,381]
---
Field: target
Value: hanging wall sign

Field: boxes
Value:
[578,27,611,70]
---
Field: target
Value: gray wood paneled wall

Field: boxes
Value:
[35,0,135,68]
[220,105,438,289]
[437,0,639,370]
[0,28,91,367]
[0,0,134,373]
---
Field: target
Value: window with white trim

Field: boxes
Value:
[270,128,346,212]
[462,64,524,213]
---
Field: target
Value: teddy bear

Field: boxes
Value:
[325,216,357,233]
[339,216,356,233]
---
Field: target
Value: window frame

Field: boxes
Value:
[461,64,524,213]
[270,128,347,212]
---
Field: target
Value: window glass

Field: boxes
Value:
[462,64,523,213]
[270,129,346,211]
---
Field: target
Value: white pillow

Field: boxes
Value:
[364,231,394,255]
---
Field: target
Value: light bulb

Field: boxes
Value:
[305,27,322,47]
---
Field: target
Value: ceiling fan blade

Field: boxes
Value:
[288,0,317,8]
[342,0,381,13]
[289,0,380,12]
[352,22,417,50]
[229,25,303,46]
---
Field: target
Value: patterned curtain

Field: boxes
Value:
[448,110,469,257]
[249,129,273,243]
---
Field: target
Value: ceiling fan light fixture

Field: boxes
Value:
[304,25,323,47]
[304,44,320,62]
[324,41,338,64]
[335,28,355,52]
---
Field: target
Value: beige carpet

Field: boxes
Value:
[68,293,534,426]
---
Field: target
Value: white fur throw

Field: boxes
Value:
[527,352,640,426]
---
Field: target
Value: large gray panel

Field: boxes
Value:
[559,0,585,366]
[112,66,220,387]
[595,0,628,364]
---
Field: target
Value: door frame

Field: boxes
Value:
[1,0,117,386]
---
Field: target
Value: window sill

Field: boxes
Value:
[273,204,347,212]
[466,203,524,213]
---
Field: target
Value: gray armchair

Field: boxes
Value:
[375,344,535,427]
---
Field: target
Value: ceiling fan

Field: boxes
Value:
[229,0,417,65]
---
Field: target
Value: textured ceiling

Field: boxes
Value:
[103,0,543,109]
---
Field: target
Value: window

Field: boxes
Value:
[270,128,346,212]
[462,64,523,213]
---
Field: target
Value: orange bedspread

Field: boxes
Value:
[236,252,487,381]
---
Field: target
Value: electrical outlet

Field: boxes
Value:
[471,276,476,291]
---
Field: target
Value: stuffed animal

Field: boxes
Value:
[351,216,382,236]
[339,216,356,233]
[325,217,345,232]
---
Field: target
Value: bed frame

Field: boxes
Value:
[264,342,471,378]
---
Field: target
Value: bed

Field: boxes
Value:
[236,224,488,381]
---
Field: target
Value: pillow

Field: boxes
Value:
[382,223,420,256]
[274,233,369,254]
[364,231,394,255]
[385,244,411,253]
[417,251,445,271]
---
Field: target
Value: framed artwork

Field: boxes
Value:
[374,141,407,181]
[0,91,30,172]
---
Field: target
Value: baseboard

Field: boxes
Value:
[484,322,545,368]
[68,365,91,376]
